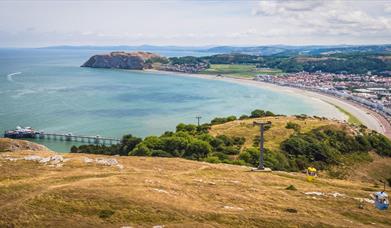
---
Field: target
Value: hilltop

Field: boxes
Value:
[81,51,166,70]
[1,143,391,227]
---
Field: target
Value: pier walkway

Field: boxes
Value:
[35,132,121,145]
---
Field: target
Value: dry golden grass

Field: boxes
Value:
[0,149,390,227]
[209,116,342,151]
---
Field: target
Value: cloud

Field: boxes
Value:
[253,0,324,16]
[252,0,391,39]
[0,0,390,46]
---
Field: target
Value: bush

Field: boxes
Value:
[222,146,240,155]
[265,111,275,116]
[120,134,142,156]
[216,135,234,146]
[239,115,249,120]
[222,159,247,166]
[142,136,163,150]
[239,147,260,166]
[210,152,229,161]
[98,209,114,219]
[176,123,197,133]
[70,146,78,153]
[285,185,297,191]
[204,156,221,164]
[211,117,228,125]
[182,139,212,160]
[226,115,237,121]
[279,126,386,170]
[160,136,189,156]
[250,109,265,118]
[130,144,151,156]
[151,150,173,157]
[367,132,391,156]
[286,122,301,132]
[232,136,246,146]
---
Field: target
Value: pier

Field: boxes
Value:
[34,133,121,145]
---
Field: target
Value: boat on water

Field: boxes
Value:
[4,126,37,139]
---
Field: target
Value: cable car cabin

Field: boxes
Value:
[374,191,389,210]
[306,167,317,182]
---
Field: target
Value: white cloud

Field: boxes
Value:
[0,0,390,46]
[253,0,324,16]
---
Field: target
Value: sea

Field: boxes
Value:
[0,48,343,152]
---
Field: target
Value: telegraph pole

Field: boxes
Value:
[195,116,202,126]
[253,121,272,170]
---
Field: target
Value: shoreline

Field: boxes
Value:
[145,69,391,138]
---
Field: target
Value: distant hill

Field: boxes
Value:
[205,45,391,56]
[41,44,391,56]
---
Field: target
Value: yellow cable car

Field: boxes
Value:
[306,167,317,182]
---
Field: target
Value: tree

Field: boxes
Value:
[70,146,78,153]
[142,136,163,150]
[183,139,212,160]
[239,147,259,166]
[251,109,265,118]
[239,115,249,120]
[176,123,197,133]
[160,136,189,156]
[265,111,275,116]
[226,115,237,121]
[130,144,151,156]
[120,134,142,156]
[211,117,228,125]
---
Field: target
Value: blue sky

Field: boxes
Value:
[0,0,390,47]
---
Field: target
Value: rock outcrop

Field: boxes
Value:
[81,51,164,70]
[0,138,49,152]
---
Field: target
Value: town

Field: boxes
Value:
[255,72,391,123]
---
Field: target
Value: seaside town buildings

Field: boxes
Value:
[254,72,391,123]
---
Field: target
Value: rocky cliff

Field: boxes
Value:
[81,51,164,70]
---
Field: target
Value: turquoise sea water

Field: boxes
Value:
[0,48,340,152]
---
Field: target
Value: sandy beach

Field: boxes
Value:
[145,69,391,138]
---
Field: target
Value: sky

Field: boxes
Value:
[0,0,390,47]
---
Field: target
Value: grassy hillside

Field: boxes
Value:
[209,115,340,152]
[200,64,282,78]
[0,149,390,227]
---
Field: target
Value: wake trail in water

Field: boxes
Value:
[6,72,22,82]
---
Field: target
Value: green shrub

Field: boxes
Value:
[130,144,151,156]
[367,132,391,156]
[239,115,249,120]
[98,209,114,219]
[286,122,301,132]
[205,156,221,164]
[211,117,228,125]
[182,139,212,160]
[222,146,240,155]
[250,109,265,118]
[210,152,229,161]
[239,147,260,166]
[286,185,297,191]
[119,134,142,156]
[265,111,275,116]
[226,115,237,121]
[151,150,173,157]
